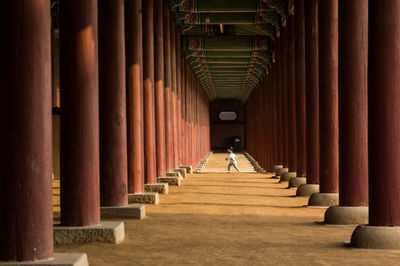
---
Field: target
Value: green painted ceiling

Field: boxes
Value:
[172,0,293,102]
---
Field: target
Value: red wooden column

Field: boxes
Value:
[176,26,183,166]
[163,2,173,171]
[351,0,400,249]
[281,12,297,182]
[324,0,368,224]
[143,0,157,184]
[275,37,284,171]
[126,0,144,193]
[290,0,307,188]
[297,0,320,196]
[1,1,53,261]
[308,0,339,206]
[170,17,179,168]
[280,25,289,173]
[154,0,166,177]
[99,0,128,206]
[60,0,100,226]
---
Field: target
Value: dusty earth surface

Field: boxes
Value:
[55,153,400,265]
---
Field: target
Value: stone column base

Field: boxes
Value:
[179,165,192,174]
[145,183,169,194]
[157,174,182,186]
[279,172,297,182]
[54,221,125,245]
[350,225,400,249]
[270,165,283,173]
[101,205,145,219]
[288,177,306,188]
[0,253,88,266]
[324,206,368,225]
[128,192,160,204]
[296,184,319,197]
[272,168,289,179]
[174,168,187,177]
[308,192,339,206]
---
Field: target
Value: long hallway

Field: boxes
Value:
[55,154,399,265]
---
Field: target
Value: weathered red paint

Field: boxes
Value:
[143,0,157,184]
[295,0,307,177]
[1,1,53,261]
[305,0,320,185]
[60,0,101,227]
[163,3,173,171]
[98,0,128,206]
[154,0,166,177]
[368,0,400,226]
[318,0,339,193]
[338,0,368,207]
[170,17,179,168]
[126,0,145,193]
[176,26,183,166]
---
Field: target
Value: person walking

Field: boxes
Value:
[226,148,240,173]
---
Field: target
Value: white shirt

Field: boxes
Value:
[227,152,238,164]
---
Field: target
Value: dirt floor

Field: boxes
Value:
[55,153,400,265]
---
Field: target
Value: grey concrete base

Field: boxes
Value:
[279,172,297,182]
[128,192,159,205]
[276,167,289,176]
[288,177,306,188]
[145,183,169,194]
[296,184,320,197]
[0,253,88,266]
[179,165,193,174]
[174,168,187,178]
[324,206,368,225]
[54,221,125,245]
[270,165,283,173]
[101,205,145,220]
[308,192,339,207]
[157,176,182,186]
[350,225,400,249]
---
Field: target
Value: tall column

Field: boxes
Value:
[154,0,166,177]
[297,0,320,196]
[281,12,297,182]
[143,0,157,184]
[163,2,173,171]
[126,0,144,193]
[281,25,289,172]
[325,0,368,224]
[290,0,307,188]
[275,37,284,171]
[351,0,400,249]
[308,0,339,207]
[60,0,100,226]
[176,27,183,166]
[170,16,179,168]
[99,0,128,207]
[1,1,53,261]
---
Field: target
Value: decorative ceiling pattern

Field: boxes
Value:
[172,0,291,102]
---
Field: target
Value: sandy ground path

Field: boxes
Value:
[55,153,400,265]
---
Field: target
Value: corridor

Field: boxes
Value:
[55,154,399,265]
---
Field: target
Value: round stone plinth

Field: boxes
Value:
[276,167,289,176]
[288,177,306,188]
[280,172,297,182]
[270,165,283,172]
[324,206,368,225]
[350,225,400,249]
[308,192,338,206]
[296,184,319,197]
